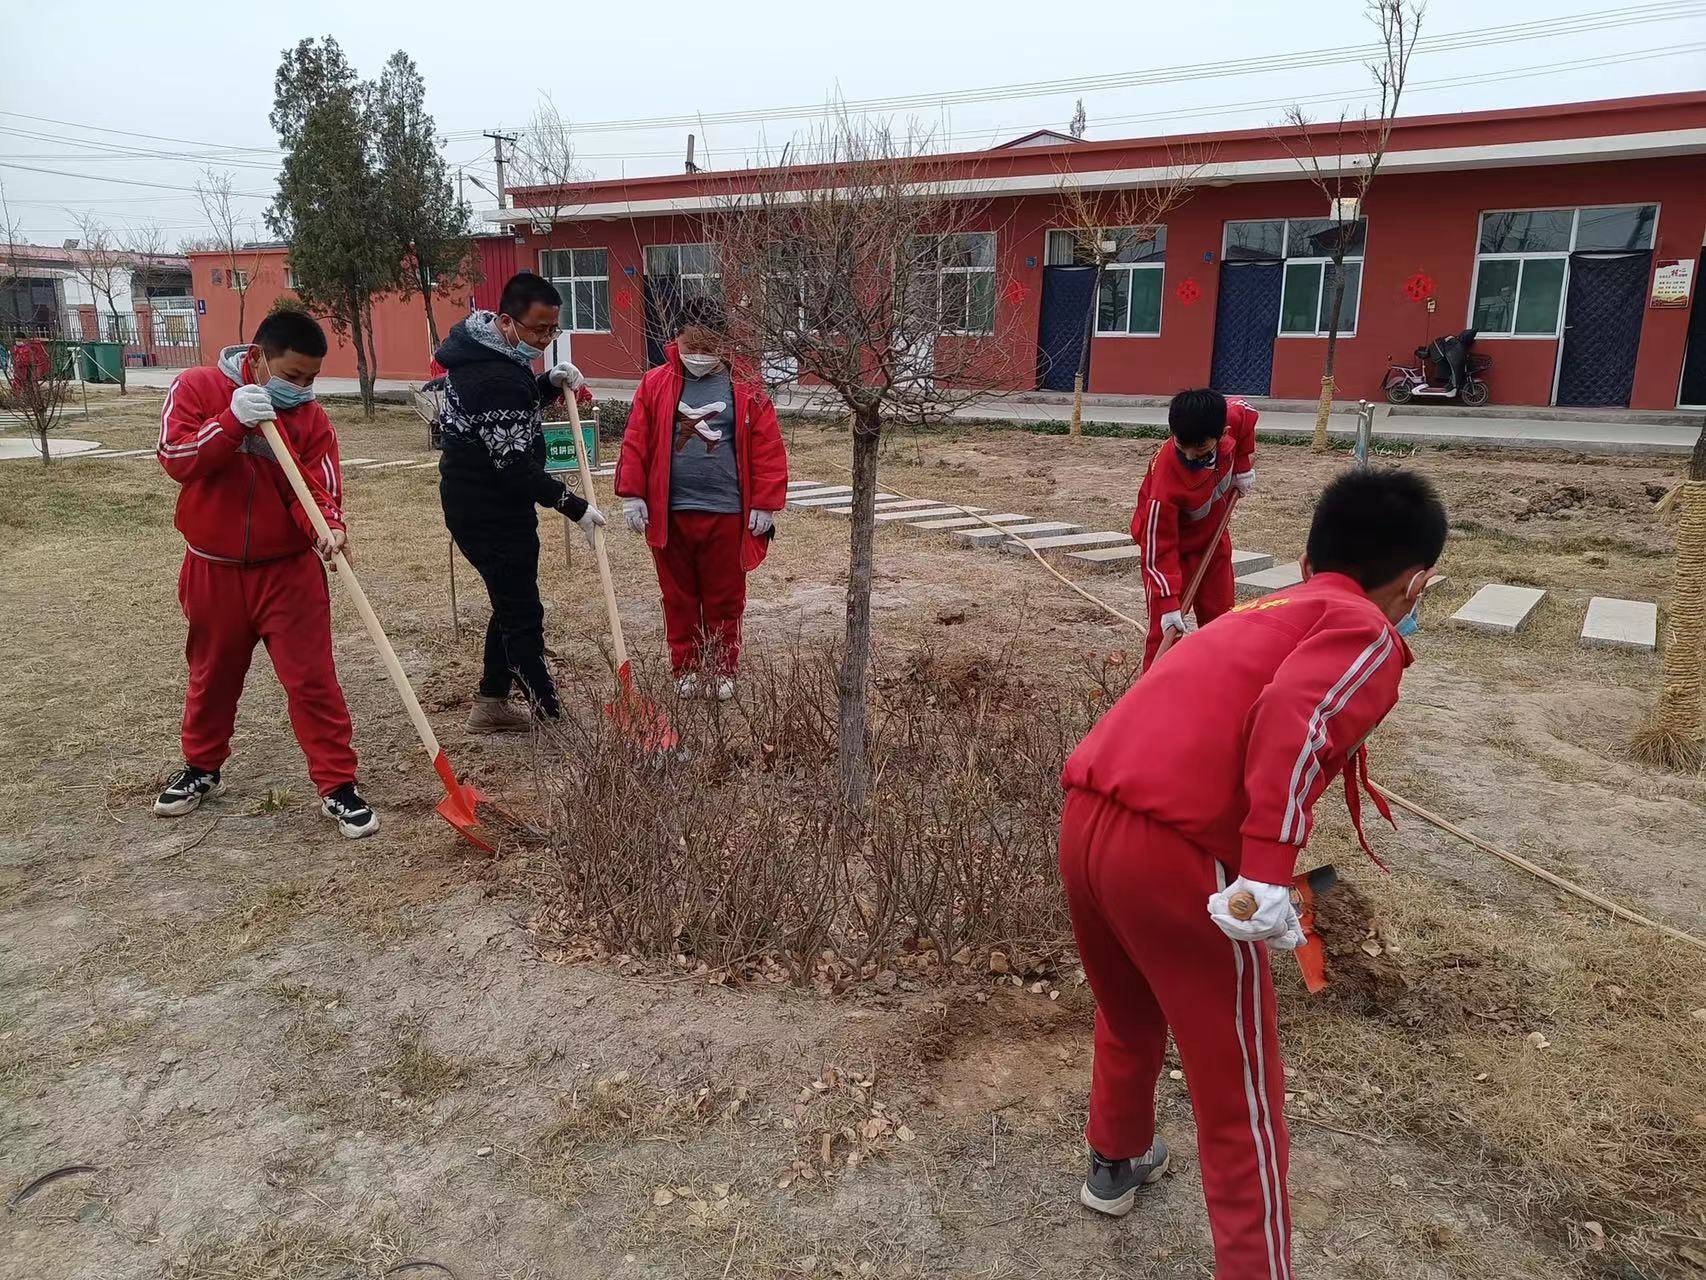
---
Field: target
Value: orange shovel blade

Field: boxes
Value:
[430,750,501,852]
[604,661,679,753]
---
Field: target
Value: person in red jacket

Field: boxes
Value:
[1060,468,1447,1280]
[1133,389,1259,668]
[152,311,377,838]
[615,297,788,700]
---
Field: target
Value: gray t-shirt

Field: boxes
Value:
[668,368,742,514]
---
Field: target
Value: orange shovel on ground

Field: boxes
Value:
[256,414,503,852]
[564,393,678,752]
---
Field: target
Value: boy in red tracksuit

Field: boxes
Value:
[1061,468,1447,1280]
[616,297,788,700]
[1134,389,1259,668]
[153,311,377,839]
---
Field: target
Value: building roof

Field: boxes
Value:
[489,90,1706,226]
[2,242,190,273]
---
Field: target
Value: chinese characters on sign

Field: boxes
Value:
[1650,260,1695,309]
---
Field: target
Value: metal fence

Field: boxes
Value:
[2,312,201,371]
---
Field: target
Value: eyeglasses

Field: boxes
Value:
[512,318,561,341]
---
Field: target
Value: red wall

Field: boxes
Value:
[189,249,471,381]
[500,152,1704,410]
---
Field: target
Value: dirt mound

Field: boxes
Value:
[1309,881,1536,1032]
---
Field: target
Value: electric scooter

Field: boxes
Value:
[1383,328,1492,407]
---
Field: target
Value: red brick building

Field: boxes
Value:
[481,91,1706,412]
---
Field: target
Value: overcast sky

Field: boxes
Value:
[2,0,1702,248]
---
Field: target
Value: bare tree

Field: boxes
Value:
[706,118,1023,811]
[1280,0,1422,450]
[196,169,264,345]
[0,346,73,465]
[0,179,26,332]
[509,96,588,234]
[1067,99,1087,140]
[67,213,128,395]
[1053,152,1208,435]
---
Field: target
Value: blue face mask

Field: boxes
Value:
[1395,606,1420,637]
[1177,442,1218,471]
[265,377,315,410]
[514,338,545,361]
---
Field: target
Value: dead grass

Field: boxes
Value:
[165,1213,412,1280]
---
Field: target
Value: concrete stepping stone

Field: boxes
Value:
[1236,562,1305,596]
[1002,531,1131,554]
[909,513,1032,531]
[343,457,376,465]
[102,448,153,458]
[1231,549,1274,574]
[789,490,880,508]
[362,459,418,469]
[786,479,822,490]
[1064,544,1276,572]
[1450,584,1545,633]
[957,521,1082,547]
[826,498,945,516]
[1581,597,1657,652]
[870,504,983,522]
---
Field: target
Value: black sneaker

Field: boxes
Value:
[153,765,220,817]
[320,782,379,839]
[1079,1137,1171,1217]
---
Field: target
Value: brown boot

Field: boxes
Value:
[466,695,532,735]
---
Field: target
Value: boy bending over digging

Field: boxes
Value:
[1060,468,1447,1279]
[153,311,376,838]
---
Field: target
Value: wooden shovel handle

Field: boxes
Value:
[257,417,442,760]
[1153,493,1240,664]
[565,396,628,672]
[1228,890,1259,921]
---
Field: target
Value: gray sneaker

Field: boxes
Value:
[1079,1137,1171,1217]
[467,695,532,734]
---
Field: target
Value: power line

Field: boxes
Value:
[0,161,272,198]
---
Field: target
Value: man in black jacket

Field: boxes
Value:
[437,272,606,730]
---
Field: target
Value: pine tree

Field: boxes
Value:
[374,51,475,352]
[267,37,397,417]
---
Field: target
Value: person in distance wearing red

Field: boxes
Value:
[1061,468,1448,1280]
[1133,388,1258,668]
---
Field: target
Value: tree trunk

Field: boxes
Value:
[37,423,50,467]
[1646,417,1706,767]
[348,294,376,421]
[1312,262,1349,451]
[420,267,441,349]
[363,302,379,419]
[1070,265,1101,439]
[236,290,247,347]
[837,405,881,817]
[107,302,127,396]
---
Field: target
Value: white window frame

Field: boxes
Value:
[229,268,250,291]
[1467,203,1660,340]
[643,243,721,307]
[540,247,611,334]
[915,231,996,337]
[1044,227,1165,339]
[283,266,297,290]
[1222,218,1366,339]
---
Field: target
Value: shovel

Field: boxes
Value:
[255,414,502,852]
[1228,864,1337,993]
[564,393,678,752]
[1150,492,1239,667]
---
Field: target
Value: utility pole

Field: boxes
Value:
[685,133,700,174]
[484,130,518,208]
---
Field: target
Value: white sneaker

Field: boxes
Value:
[713,677,735,702]
[676,673,700,700]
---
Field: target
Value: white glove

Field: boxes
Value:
[1160,610,1187,638]
[623,497,648,534]
[231,383,275,427]
[748,509,776,536]
[576,504,606,548]
[1208,876,1304,950]
[1232,470,1256,496]
[547,361,585,391]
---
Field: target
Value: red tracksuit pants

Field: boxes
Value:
[177,549,358,796]
[650,511,748,676]
[1142,536,1235,668]
[1060,788,1292,1280]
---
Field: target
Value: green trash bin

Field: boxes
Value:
[42,340,79,379]
[78,341,125,384]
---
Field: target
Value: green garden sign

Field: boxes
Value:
[543,417,598,473]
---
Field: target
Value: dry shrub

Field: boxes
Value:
[535,641,1090,985]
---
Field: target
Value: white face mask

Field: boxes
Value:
[680,353,722,377]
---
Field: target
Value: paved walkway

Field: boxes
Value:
[123,367,1700,454]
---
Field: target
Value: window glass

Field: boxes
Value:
[1574,204,1656,252]
[644,245,676,276]
[1044,229,1079,266]
[1128,267,1163,333]
[1513,257,1566,334]
[1097,269,1129,332]
[1322,261,1361,332]
[572,248,607,276]
[966,271,995,333]
[1287,218,1365,258]
[1471,258,1520,331]
[1112,226,1166,264]
[1225,220,1284,261]
[1478,209,1573,255]
[1280,261,1323,334]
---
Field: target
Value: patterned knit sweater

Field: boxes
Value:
[433,314,587,519]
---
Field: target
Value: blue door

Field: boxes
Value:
[1210,262,1283,397]
[1036,265,1098,391]
[1556,252,1649,408]
[642,277,681,370]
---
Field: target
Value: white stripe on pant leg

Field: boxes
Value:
[1245,940,1292,1280]
[1222,866,1282,1280]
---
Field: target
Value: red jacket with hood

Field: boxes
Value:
[615,342,789,572]
[1061,571,1412,885]
[1131,398,1258,614]
[157,362,344,564]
